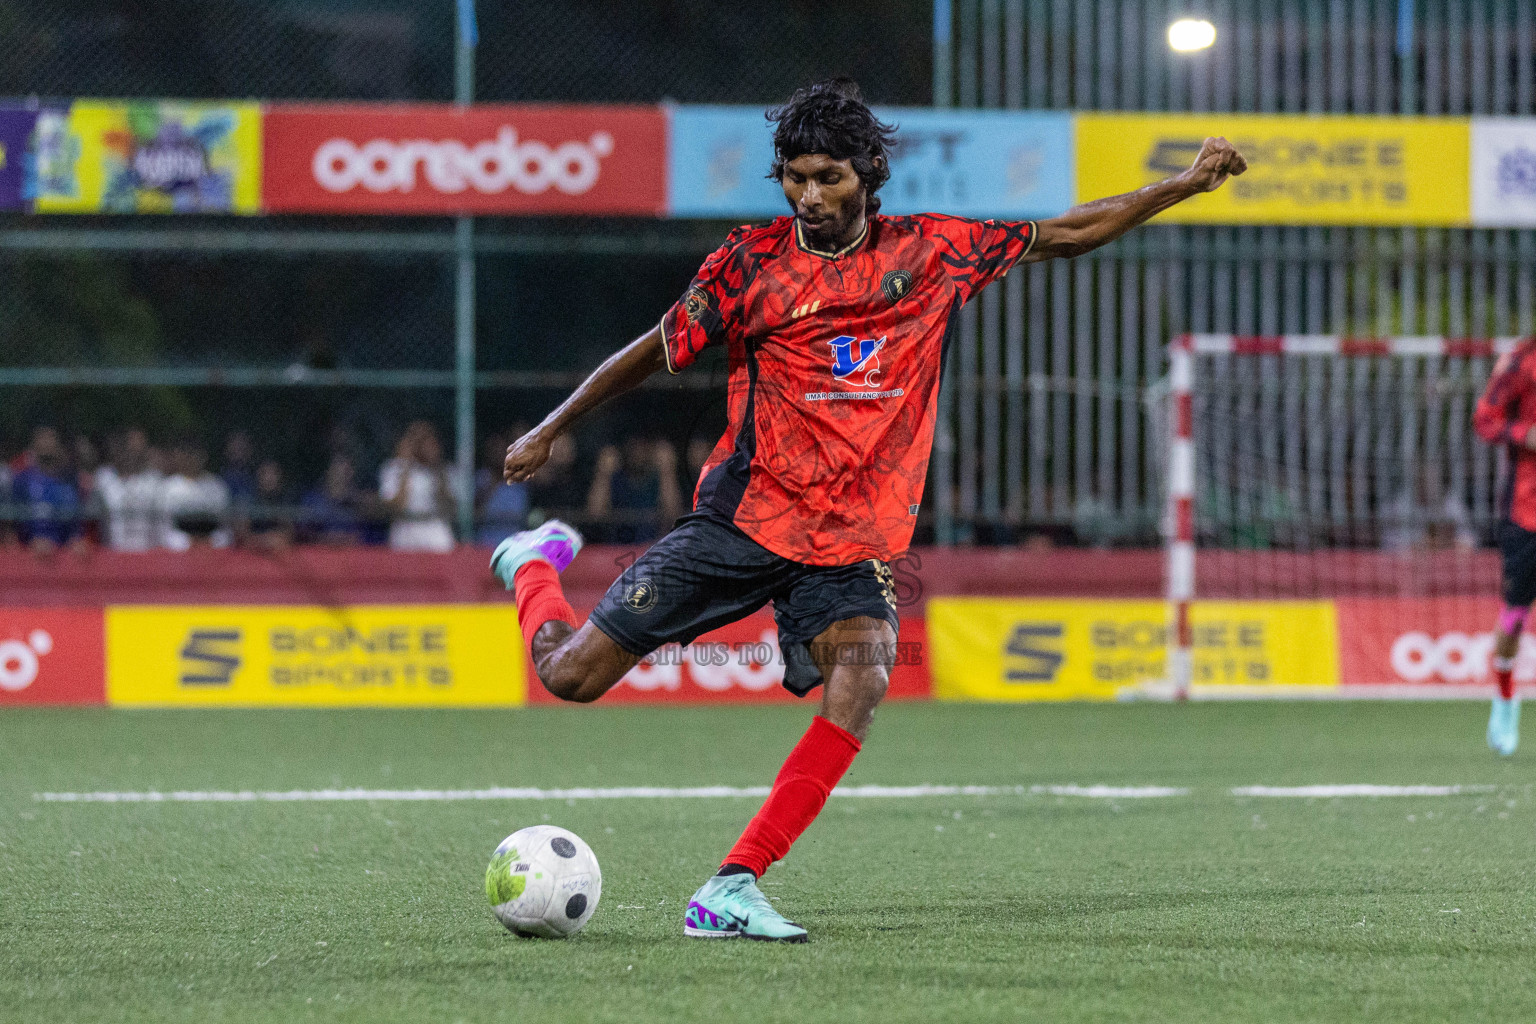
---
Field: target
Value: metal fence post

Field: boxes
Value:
[454,0,479,542]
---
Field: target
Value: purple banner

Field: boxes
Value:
[0,108,39,210]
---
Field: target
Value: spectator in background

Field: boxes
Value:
[71,435,101,541]
[157,440,231,550]
[11,426,80,554]
[587,437,682,544]
[685,436,715,493]
[380,420,457,552]
[1382,465,1478,552]
[220,430,257,507]
[300,453,370,546]
[96,427,163,551]
[244,460,293,551]
[476,430,529,546]
[524,432,583,528]
[0,444,12,547]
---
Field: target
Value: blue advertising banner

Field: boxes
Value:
[668,106,1074,220]
[0,107,39,211]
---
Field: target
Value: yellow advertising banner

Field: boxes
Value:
[33,101,261,214]
[107,605,524,707]
[1075,114,1469,225]
[929,599,1339,702]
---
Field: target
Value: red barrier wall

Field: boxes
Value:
[0,545,1168,606]
[0,545,1492,606]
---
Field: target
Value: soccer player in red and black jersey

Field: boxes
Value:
[490,78,1247,940]
[1473,339,1536,755]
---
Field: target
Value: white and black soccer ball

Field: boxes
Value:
[484,825,602,938]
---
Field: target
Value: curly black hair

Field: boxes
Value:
[766,77,898,213]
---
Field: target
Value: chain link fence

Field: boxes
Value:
[3,1,1536,551]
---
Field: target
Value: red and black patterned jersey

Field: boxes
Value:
[659,213,1036,565]
[1475,338,1536,531]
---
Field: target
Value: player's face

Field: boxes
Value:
[781,154,866,250]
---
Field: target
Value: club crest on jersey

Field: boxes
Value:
[881,270,914,304]
[829,335,887,389]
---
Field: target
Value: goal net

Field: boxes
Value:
[1164,334,1517,698]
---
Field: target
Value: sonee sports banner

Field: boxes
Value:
[106,605,524,707]
[928,598,1340,701]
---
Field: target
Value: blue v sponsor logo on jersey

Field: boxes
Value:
[829,335,886,389]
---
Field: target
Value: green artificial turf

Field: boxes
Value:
[0,702,1532,1023]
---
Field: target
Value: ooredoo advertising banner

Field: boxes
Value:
[1076,114,1470,225]
[263,104,667,215]
[31,101,262,214]
[526,612,930,704]
[106,605,524,707]
[1471,118,1536,226]
[0,609,105,705]
[1336,596,1515,688]
[928,598,1339,701]
[668,106,1074,219]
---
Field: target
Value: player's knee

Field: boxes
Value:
[846,663,890,710]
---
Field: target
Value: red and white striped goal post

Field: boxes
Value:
[1162,334,1528,700]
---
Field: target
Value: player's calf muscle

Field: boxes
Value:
[533,622,638,703]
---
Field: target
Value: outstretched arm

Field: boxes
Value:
[1024,136,1247,263]
[504,326,667,483]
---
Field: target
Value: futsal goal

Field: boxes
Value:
[1163,334,1519,699]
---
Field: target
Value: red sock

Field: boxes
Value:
[723,715,861,878]
[512,561,576,648]
[1494,658,1517,701]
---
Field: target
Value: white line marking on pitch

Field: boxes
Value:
[32,784,1189,804]
[28,783,1504,804]
[1231,785,1498,798]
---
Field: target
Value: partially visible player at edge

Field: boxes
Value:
[490,78,1248,941]
[1474,340,1536,756]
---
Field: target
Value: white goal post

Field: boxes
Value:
[1164,333,1522,700]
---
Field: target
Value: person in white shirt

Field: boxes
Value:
[379,421,458,552]
[157,441,232,551]
[95,427,163,552]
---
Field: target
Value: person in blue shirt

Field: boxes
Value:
[299,453,371,546]
[11,426,80,553]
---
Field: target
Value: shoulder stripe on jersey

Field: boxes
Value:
[657,317,678,375]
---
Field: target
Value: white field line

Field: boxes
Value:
[1231,784,1499,798]
[28,783,1502,804]
[30,784,1186,804]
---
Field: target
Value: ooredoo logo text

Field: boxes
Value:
[1389,630,1535,683]
[312,127,616,197]
[0,629,53,692]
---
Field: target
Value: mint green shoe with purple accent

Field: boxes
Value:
[490,519,584,589]
[1487,696,1520,757]
[683,874,808,942]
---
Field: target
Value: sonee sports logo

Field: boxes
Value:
[1004,622,1065,683]
[180,629,242,687]
[0,630,53,692]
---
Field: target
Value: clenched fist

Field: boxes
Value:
[504,430,553,483]
[1183,136,1248,193]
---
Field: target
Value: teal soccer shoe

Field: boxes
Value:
[1487,696,1521,757]
[490,519,584,589]
[684,874,808,943]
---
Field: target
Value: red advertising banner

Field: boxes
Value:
[0,608,106,705]
[1336,596,1517,688]
[526,613,930,704]
[263,104,667,216]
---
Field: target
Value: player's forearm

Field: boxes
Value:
[533,327,667,440]
[1028,175,1201,261]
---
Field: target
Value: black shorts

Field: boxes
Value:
[1501,520,1536,606]
[588,512,900,697]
